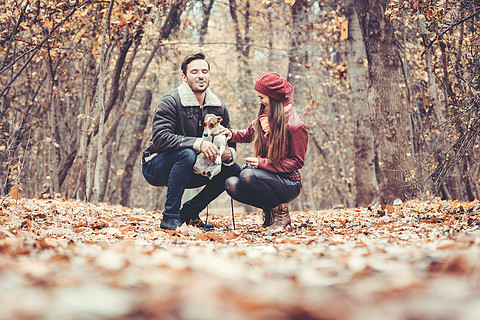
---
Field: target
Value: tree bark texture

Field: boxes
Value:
[120,89,152,207]
[45,58,60,195]
[91,0,114,204]
[229,0,255,124]
[345,0,379,207]
[418,15,443,122]
[287,0,308,98]
[287,0,310,210]
[355,0,416,204]
[199,0,215,43]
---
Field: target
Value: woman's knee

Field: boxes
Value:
[239,168,257,186]
[225,176,240,195]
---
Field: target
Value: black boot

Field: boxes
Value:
[160,215,183,230]
[187,218,215,231]
[180,207,215,231]
[261,207,274,228]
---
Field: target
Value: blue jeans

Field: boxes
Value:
[142,148,241,219]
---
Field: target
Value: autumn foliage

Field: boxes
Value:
[1,197,480,319]
[0,0,479,210]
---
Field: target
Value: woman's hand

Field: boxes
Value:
[245,156,259,168]
[219,127,232,140]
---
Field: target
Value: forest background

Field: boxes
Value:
[1,0,479,212]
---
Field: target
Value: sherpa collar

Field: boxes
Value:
[177,82,222,107]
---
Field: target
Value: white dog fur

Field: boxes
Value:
[193,114,227,179]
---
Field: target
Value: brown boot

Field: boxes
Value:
[270,203,291,232]
[261,207,274,228]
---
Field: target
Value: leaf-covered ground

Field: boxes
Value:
[1,198,480,320]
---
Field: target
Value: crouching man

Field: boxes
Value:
[142,51,240,230]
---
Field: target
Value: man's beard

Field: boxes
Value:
[193,87,207,93]
[189,78,209,93]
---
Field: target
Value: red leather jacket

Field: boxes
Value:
[231,107,308,181]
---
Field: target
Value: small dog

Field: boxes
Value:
[193,114,227,179]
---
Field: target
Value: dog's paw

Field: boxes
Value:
[215,156,222,165]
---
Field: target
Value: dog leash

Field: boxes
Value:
[231,197,236,230]
[201,126,236,230]
[205,187,209,227]
[203,187,236,231]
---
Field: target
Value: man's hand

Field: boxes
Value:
[200,140,220,161]
[221,147,233,162]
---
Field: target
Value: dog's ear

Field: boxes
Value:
[203,114,213,125]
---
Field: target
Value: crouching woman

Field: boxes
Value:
[222,72,308,231]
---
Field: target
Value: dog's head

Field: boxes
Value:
[202,114,223,137]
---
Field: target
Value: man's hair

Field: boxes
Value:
[181,51,210,75]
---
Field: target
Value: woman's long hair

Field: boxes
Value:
[253,98,287,163]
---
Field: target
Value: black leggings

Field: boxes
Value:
[225,168,301,209]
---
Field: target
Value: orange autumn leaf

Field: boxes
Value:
[9,184,21,200]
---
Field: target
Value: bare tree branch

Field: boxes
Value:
[421,10,480,56]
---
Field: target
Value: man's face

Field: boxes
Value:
[182,59,210,93]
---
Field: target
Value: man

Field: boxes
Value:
[142,51,240,230]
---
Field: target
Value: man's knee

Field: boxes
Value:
[177,148,197,166]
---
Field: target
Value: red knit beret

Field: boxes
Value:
[254,72,293,101]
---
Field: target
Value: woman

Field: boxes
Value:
[223,72,308,231]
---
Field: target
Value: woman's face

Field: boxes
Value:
[256,91,270,109]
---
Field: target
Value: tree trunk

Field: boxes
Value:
[89,0,113,203]
[74,57,95,201]
[120,89,152,207]
[355,0,416,204]
[98,132,113,203]
[287,0,308,100]
[287,0,309,210]
[0,121,8,195]
[418,15,443,122]
[229,0,254,125]
[47,98,60,194]
[104,27,135,124]
[345,0,379,207]
[45,58,60,195]
[199,0,215,43]
[324,84,351,207]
